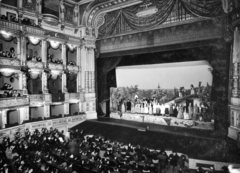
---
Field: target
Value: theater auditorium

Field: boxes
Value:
[0,0,240,172]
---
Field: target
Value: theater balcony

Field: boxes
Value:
[48,62,64,72]
[0,96,29,110]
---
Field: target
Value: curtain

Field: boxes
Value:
[99,0,223,37]
[98,57,122,104]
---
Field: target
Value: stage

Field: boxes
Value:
[110,112,214,130]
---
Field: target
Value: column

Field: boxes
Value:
[64,103,69,117]
[90,48,95,93]
[20,73,28,95]
[41,39,47,64]
[62,73,68,93]
[62,44,67,65]
[232,28,240,100]
[42,39,48,93]
[80,45,87,92]
[44,105,50,118]
[76,46,81,92]
[19,107,29,124]
[21,35,27,63]
[17,37,21,60]
[0,110,7,129]
[62,44,68,93]
[42,73,48,93]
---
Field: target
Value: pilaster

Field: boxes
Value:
[0,111,7,129]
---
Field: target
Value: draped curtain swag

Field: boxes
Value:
[99,0,223,37]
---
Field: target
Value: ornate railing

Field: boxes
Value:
[27,61,44,69]
[48,62,64,71]
[67,65,79,73]
[0,96,29,109]
[0,57,21,69]
[52,93,65,102]
[0,115,86,141]
[29,94,44,106]
[0,20,20,31]
[69,93,80,103]
[25,25,45,36]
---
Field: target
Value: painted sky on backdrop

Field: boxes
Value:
[116,61,213,90]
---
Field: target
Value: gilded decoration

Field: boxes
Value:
[27,61,44,69]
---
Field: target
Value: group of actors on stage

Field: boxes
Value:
[118,98,209,121]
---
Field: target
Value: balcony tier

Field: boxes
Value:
[0,96,29,110]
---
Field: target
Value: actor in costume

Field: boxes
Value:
[177,105,184,119]
[188,103,193,119]
[193,103,199,120]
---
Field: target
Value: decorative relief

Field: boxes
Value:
[26,26,45,36]
[100,19,223,53]
[65,93,70,102]
[0,96,29,109]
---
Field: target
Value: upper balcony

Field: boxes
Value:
[0,96,29,110]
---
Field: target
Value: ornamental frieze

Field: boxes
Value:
[99,19,224,54]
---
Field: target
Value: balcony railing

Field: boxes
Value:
[52,93,65,102]
[0,57,21,69]
[29,94,44,106]
[48,62,64,71]
[0,115,86,141]
[0,20,20,31]
[0,96,29,109]
[69,93,80,103]
[27,61,44,70]
[67,65,79,73]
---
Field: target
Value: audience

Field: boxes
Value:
[0,127,192,173]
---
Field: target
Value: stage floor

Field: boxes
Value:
[110,112,214,130]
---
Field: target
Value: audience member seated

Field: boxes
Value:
[0,127,196,173]
[68,61,76,66]
[0,47,16,59]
